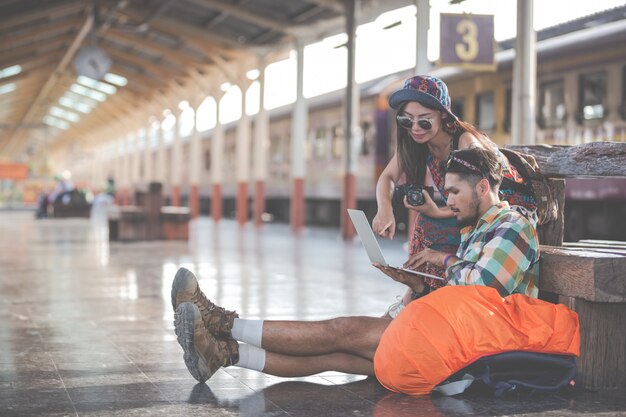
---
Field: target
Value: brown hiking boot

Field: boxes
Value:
[174,302,240,383]
[171,267,237,337]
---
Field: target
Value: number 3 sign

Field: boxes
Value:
[439,13,496,71]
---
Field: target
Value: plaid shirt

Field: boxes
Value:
[446,202,539,297]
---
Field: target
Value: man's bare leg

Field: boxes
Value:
[259,316,391,359]
[263,351,375,377]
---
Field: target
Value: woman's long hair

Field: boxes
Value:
[396,102,491,186]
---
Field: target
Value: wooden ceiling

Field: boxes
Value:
[0,0,408,162]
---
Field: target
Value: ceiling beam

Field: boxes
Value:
[0,39,71,68]
[105,30,211,67]
[185,0,287,34]
[118,7,243,51]
[1,11,94,158]
[0,17,82,52]
[0,1,84,32]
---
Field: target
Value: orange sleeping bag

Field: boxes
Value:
[374,285,580,396]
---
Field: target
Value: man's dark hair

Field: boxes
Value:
[446,147,503,191]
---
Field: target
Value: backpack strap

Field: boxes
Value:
[452,131,461,151]
[478,352,577,396]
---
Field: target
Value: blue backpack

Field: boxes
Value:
[434,351,577,397]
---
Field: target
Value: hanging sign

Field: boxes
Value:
[439,13,496,71]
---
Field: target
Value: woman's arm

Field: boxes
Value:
[373,154,402,239]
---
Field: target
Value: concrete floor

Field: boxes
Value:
[1,210,625,416]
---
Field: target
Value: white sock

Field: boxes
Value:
[231,318,264,347]
[236,343,266,372]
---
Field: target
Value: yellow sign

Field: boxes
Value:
[439,13,496,71]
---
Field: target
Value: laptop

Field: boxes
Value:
[347,209,445,280]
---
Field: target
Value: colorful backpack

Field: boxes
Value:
[499,147,559,225]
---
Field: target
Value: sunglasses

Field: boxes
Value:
[396,114,433,130]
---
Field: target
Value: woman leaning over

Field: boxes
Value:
[373,75,537,316]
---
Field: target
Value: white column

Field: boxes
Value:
[415,0,430,74]
[143,123,153,183]
[291,41,307,181]
[211,92,226,222]
[189,93,203,218]
[156,117,166,185]
[236,81,252,225]
[290,39,308,232]
[253,59,269,226]
[212,103,224,187]
[512,0,536,145]
[171,106,183,205]
[131,130,141,187]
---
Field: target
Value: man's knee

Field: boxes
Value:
[326,316,368,343]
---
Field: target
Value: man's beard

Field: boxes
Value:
[456,192,481,228]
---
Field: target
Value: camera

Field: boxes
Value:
[392,184,434,206]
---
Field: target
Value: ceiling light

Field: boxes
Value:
[43,115,70,130]
[104,72,128,87]
[77,75,117,95]
[59,97,92,114]
[70,84,107,102]
[50,106,80,123]
[0,83,16,95]
[0,65,22,79]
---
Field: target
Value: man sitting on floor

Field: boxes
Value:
[172,147,541,383]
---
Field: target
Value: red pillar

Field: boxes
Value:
[290,178,305,233]
[120,188,130,206]
[212,184,222,222]
[340,173,356,240]
[190,185,199,219]
[237,182,247,226]
[254,180,265,227]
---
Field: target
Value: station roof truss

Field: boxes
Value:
[0,0,408,161]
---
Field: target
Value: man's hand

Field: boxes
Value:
[373,263,426,294]
[403,248,448,270]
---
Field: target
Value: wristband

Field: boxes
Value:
[443,254,454,268]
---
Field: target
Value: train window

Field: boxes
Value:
[313,127,327,159]
[578,71,606,122]
[451,98,465,121]
[475,92,495,132]
[503,88,512,133]
[332,125,343,159]
[271,134,283,162]
[540,80,566,128]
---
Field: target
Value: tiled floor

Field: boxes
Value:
[1,210,624,416]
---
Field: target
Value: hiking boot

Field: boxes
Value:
[174,302,240,383]
[171,267,238,337]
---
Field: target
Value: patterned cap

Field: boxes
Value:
[388,75,458,121]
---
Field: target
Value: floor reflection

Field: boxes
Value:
[1,211,624,417]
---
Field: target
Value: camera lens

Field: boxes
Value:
[406,189,425,206]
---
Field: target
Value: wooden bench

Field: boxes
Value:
[108,182,189,241]
[512,142,626,389]
[161,206,190,240]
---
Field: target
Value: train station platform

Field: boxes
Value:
[1,210,625,416]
